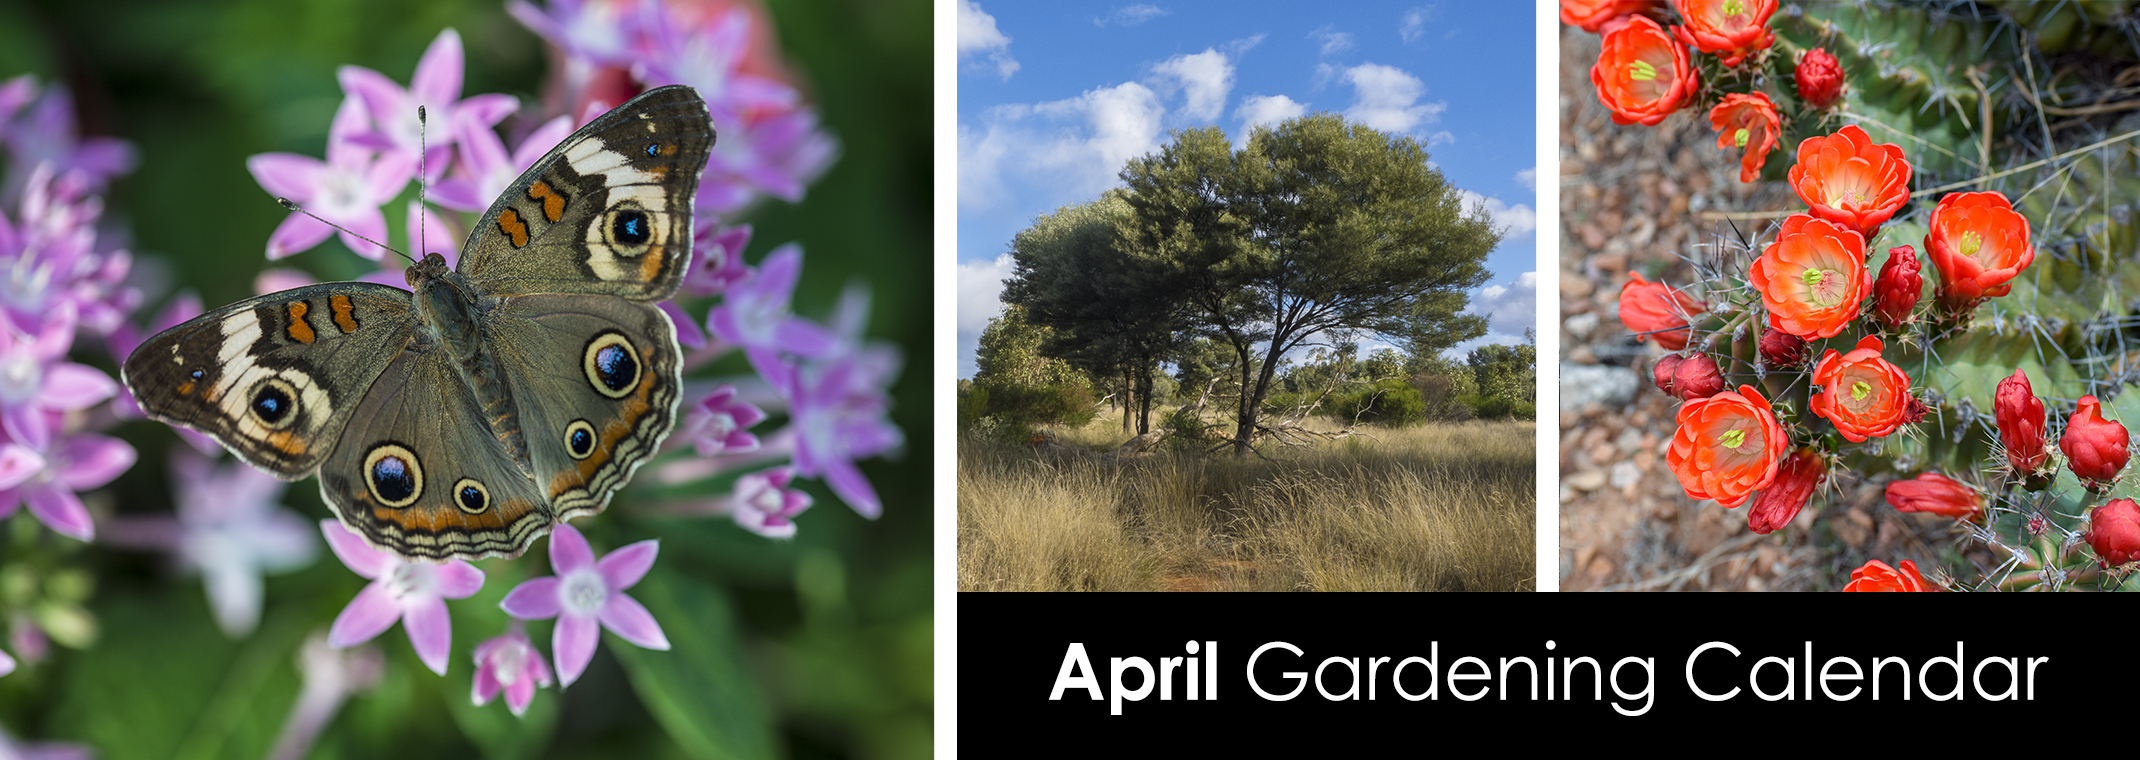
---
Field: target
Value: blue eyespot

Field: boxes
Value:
[583,333,642,399]
[594,345,636,391]
[372,456,415,502]
[566,420,597,459]
[612,209,650,246]
[454,478,489,514]
[644,142,661,158]
[249,379,299,428]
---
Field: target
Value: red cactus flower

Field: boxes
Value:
[1884,473,1984,523]
[1619,271,1704,350]
[1670,0,1777,67]
[1794,47,1844,108]
[1590,16,1698,126]
[1757,327,1806,368]
[1842,559,1932,591]
[1925,191,2034,312]
[1788,125,1912,239]
[1749,214,1869,340]
[1561,0,1667,33]
[2086,498,2140,567]
[1668,384,1789,509]
[1872,245,1922,327]
[1708,92,1781,183]
[1809,335,1912,442]
[1995,369,2048,474]
[2060,395,2129,486]
[1748,448,1823,534]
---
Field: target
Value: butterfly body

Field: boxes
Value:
[124,85,714,562]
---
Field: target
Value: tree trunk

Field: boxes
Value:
[1136,360,1153,435]
[1232,341,1257,457]
[1121,365,1135,435]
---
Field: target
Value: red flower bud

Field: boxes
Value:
[1794,47,1844,108]
[1841,559,1932,591]
[2086,498,2140,567]
[1619,271,1704,350]
[1883,473,1983,523]
[1654,353,1725,400]
[1872,245,1922,327]
[1995,369,2048,474]
[2060,395,2129,486]
[1758,327,1806,368]
[1748,448,1823,534]
[1901,395,1929,424]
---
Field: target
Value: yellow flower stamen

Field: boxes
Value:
[1629,60,1659,82]
[1801,267,1824,288]
[1725,0,1747,16]
[1852,381,1872,401]
[1721,429,1747,449]
[1733,128,1750,148]
[1960,230,1982,259]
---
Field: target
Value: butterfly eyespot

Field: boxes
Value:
[249,378,301,430]
[363,444,424,508]
[610,208,651,247]
[189,370,205,380]
[453,478,490,514]
[582,332,641,399]
[644,142,660,158]
[565,420,597,459]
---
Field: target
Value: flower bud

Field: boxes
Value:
[1883,473,1983,523]
[1652,354,1683,395]
[1654,353,1725,401]
[1794,47,1844,108]
[2086,498,2140,567]
[1872,245,1922,327]
[1841,559,1932,591]
[1748,448,1823,534]
[1758,327,1806,368]
[1995,369,2048,474]
[1619,271,1703,350]
[2060,395,2129,486]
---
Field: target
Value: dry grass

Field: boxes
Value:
[957,418,1536,592]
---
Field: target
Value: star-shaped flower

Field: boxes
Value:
[321,520,484,675]
[500,523,668,687]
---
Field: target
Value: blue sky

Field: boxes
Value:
[955,1,1536,378]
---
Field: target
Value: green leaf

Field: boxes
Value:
[608,567,776,760]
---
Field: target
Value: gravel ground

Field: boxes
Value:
[1555,27,1993,591]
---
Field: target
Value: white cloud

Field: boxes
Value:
[959,82,1168,209]
[1235,94,1306,139]
[1427,131,1455,147]
[1152,49,1233,122]
[1515,167,1537,191]
[958,254,1017,337]
[958,1,1019,79]
[1095,4,1167,27]
[1311,27,1354,56]
[1458,189,1537,240]
[1400,6,1434,43]
[1468,271,1537,338]
[1341,62,1446,135]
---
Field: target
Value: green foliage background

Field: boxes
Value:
[0,0,931,757]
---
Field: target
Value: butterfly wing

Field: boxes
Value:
[122,284,417,478]
[316,345,555,561]
[458,84,714,302]
[485,294,683,524]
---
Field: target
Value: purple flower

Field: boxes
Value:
[431,113,572,214]
[699,107,837,213]
[707,244,835,382]
[786,343,902,519]
[0,304,117,449]
[677,385,764,456]
[1,79,137,197]
[679,221,752,298]
[169,451,320,636]
[508,0,647,67]
[731,466,811,538]
[336,29,518,183]
[631,5,798,125]
[472,623,553,716]
[500,523,667,687]
[248,97,413,260]
[321,520,484,675]
[0,164,135,338]
[0,432,134,541]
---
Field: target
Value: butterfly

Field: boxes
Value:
[123,85,714,562]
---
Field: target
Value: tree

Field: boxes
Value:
[1000,192,1182,435]
[1119,114,1502,455]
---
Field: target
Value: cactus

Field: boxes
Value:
[1574,0,2140,589]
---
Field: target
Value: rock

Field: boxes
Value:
[1561,271,1595,300]
[1566,469,1608,491]
[1559,362,1640,412]
[1610,460,1642,490]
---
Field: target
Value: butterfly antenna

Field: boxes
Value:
[417,104,429,261]
[274,197,413,264]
